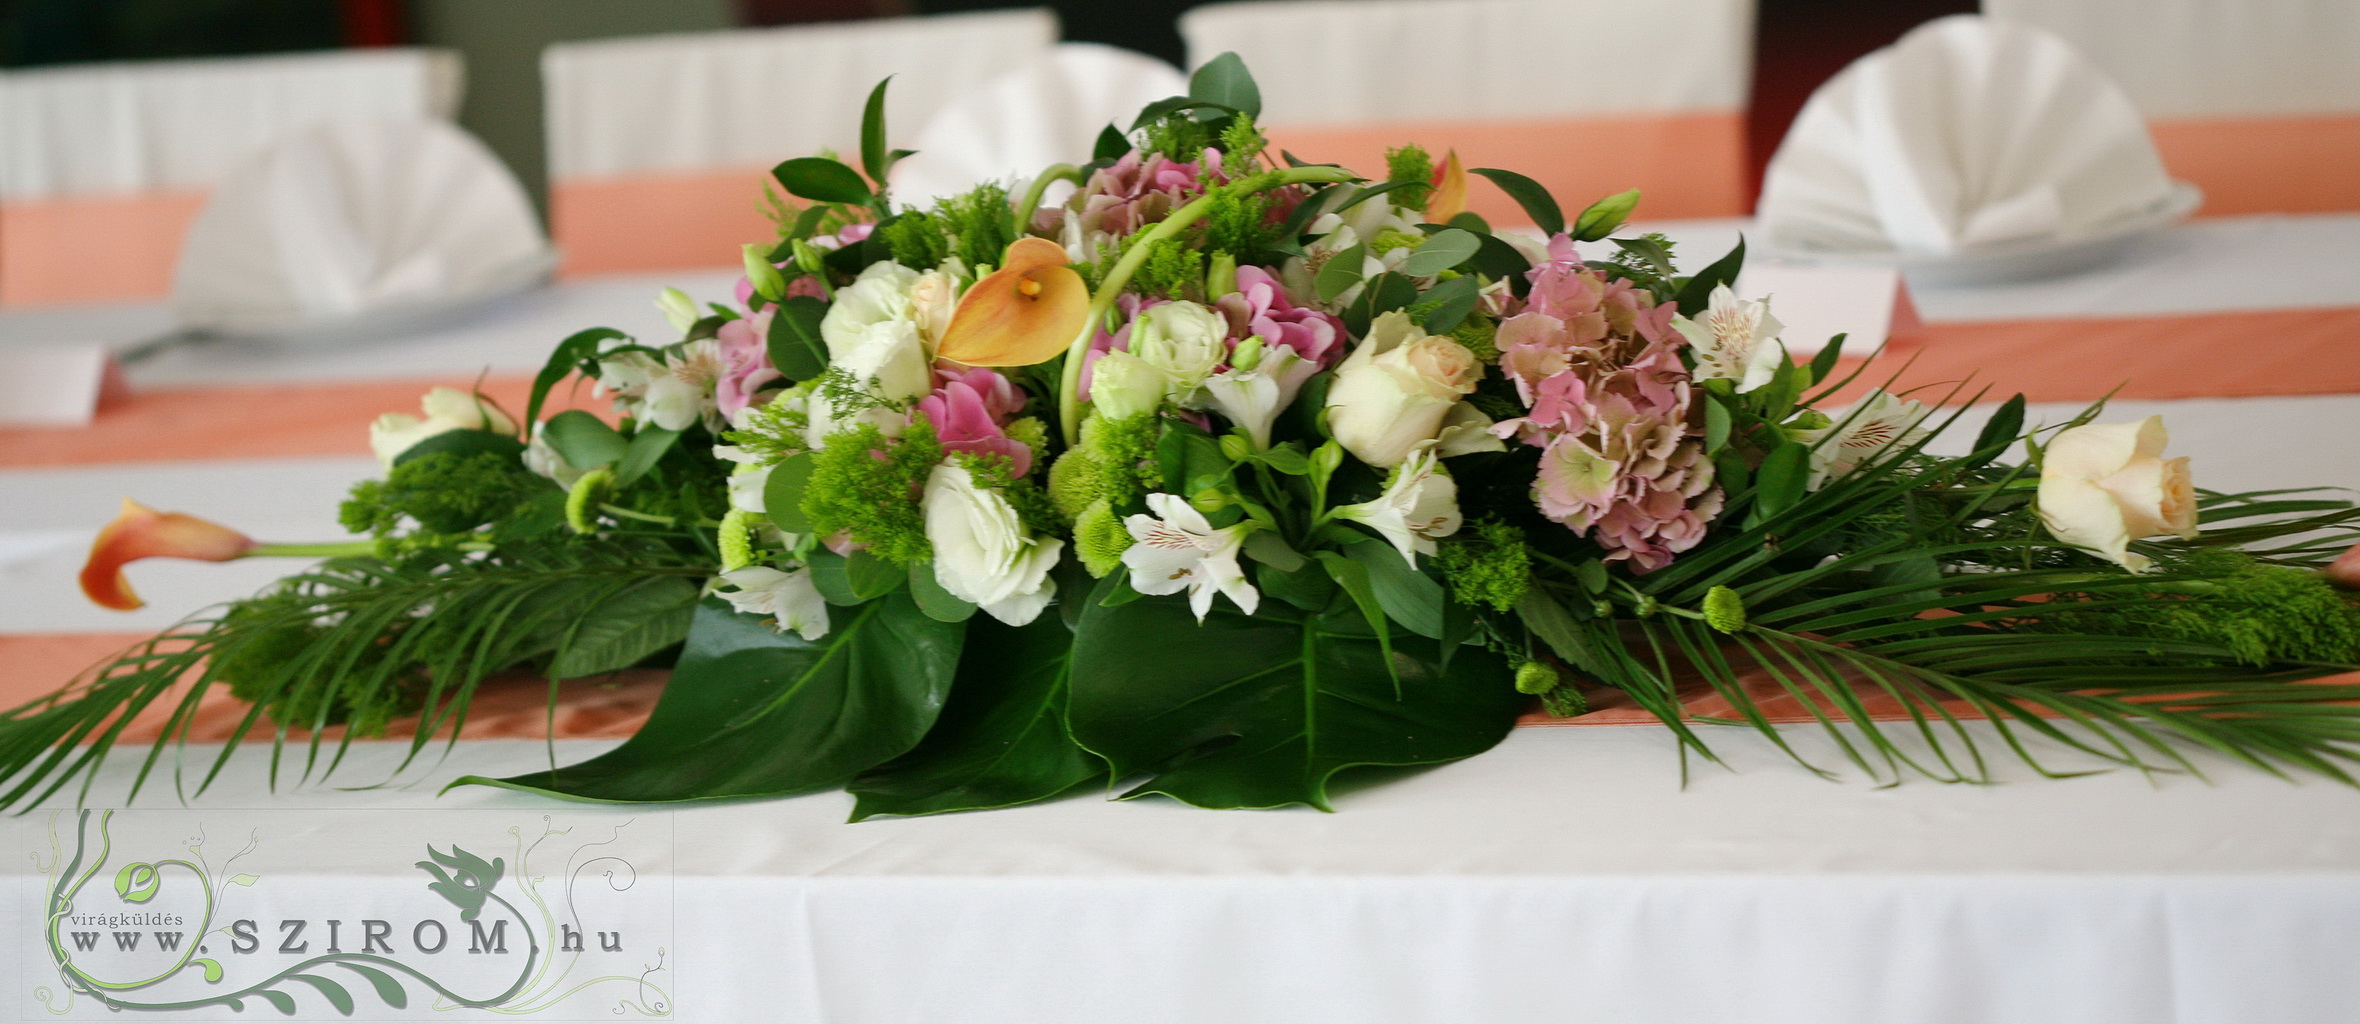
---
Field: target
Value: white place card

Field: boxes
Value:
[0,343,125,427]
[1734,264,1917,358]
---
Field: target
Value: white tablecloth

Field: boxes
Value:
[5,215,2360,1022]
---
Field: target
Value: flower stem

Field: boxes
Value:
[1056,165,1358,443]
[247,541,377,558]
[1010,163,1082,238]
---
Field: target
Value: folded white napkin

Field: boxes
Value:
[171,117,555,339]
[888,43,1189,208]
[1758,15,2188,258]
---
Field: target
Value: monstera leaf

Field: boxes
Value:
[1067,590,1521,810]
[458,594,963,802]
[847,613,1102,819]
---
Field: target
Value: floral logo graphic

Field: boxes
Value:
[33,810,671,1018]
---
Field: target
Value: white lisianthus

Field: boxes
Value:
[368,386,518,468]
[1323,311,1484,468]
[2037,415,2198,572]
[821,260,922,362]
[924,463,1063,626]
[810,262,934,448]
[1799,390,1932,488]
[1128,300,1228,397]
[1333,445,1463,566]
[718,565,830,641]
[1672,283,1784,393]
[1088,350,1167,421]
[1201,345,1320,449]
[1121,492,1259,622]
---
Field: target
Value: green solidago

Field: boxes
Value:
[1218,113,1268,165]
[339,451,538,538]
[1124,234,1207,301]
[721,382,815,465]
[802,420,944,565]
[1202,186,1276,264]
[938,182,1015,269]
[1139,112,1218,163]
[1451,315,1501,363]
[879,209,951,271]
[1437,517,1533,612]
[214,591,423,737]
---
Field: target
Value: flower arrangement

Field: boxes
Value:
[37,57,2360,815]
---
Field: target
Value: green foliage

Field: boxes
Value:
[1201,185,1276,264]
[878,209,951,270]
[1218,113,1268,166]
[1073,499,1131,577]
[1138,112,1219,163]
[1126,234,1207,300]
[1384,143,1435,212]
[802,420,942,565]
[954,450,1067,538]
[938,181,1015,269]
[1451,314,1500,363]
[1084,412,1165,501]
[2048,550,2360,667]
[339,451,542,538]
[1438,517,1533,612]
[213,592,422,737]
[720,382,814,465]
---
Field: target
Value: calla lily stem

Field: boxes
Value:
[1056,165,1359,443]
[1011,164,1083,239]
[248,542,379,558]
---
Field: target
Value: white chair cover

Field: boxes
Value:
[1178,0,1754,123]
[541,10,1060,183]
[171,117,553,339]
[0,48,461,201]
[888,43,1189,208]
[1756,15,2188,259]
[1981,0,2360,118]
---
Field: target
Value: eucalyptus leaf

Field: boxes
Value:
[1242,531,1306,572]
[1342,539,1446,639]
[1094,123,1130,162]
[772,157,873,205]
[1068,594,1519,810]
[1416,274,1482,334]
[390,429,524,469]
[1673,237,1746,316]
[763,453,816,534]
[1467,232,1533,286]
[767,296,830,382]
[612,426,680,486]
[859,76,894,186]
[1187,51,1261,119]
[806,550,861,606]
[1808,332,1848,386]
[907,560,978,622]
[1703,396,1733,455]
[1315,242,1368,302]
[1469,168,1563,236]
[1754,441,1811,520]
[458,595,963,801]
[528,327,624,427]
[848,613,1100,819]
[1401,228,1480,277]
[542,409,628,470]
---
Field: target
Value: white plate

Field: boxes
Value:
[1761,183,2203,286]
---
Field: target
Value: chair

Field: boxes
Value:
[888,43,1189,209]
[0,48,462,307]
[1981,0,2360,215]
[542,10,1059,277]
[1179,0,1757,225]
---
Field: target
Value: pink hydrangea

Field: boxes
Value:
[1215,265,1345,367]
[1495,235,1724,572]
[918,368,1033,478]
[1070,150,1227,241]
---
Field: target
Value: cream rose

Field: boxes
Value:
[369,386,518,468]
[1323,311,1484,468]
[2037,415,2198,572]
[1128,300,1228,396]
[923,463,1063,626]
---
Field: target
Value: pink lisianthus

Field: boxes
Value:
[714,307,782,419]
[918,368,1033,478]
[1215,265,1345,367]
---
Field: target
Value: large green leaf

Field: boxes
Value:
[455,594,963,802]
[847,613,1099,819]
[1068,593,1520,810]
[546,577,698,680]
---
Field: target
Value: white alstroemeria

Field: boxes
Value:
[1799,390,1933,488]
[641,338,724,431]
[2037,415,2198,572]
[1672,283,1784,393]
[924,463,1063,626]
[718,565,830,641]
[1201,345,1320,449]
[1332,445,1463,566]
[368,386,518,468]
[654,287,702,334]
[522,422,585,489]
[1432,399,1508,458]
[1121,492,1259,622]
[1279,197,1423,308]
[726,464,773,514]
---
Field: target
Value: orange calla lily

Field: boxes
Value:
[936,236,1091,367]
[1424,149,1467,225]
[79,499,255,611]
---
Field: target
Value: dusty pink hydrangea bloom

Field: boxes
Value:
[1494,235,1723,571]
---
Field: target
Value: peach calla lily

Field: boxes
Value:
[2329,539,2360,590]
[935,236,1090,367]
[79,499,256,611]
[1424,149,1467,225]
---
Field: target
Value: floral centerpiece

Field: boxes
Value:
[38,57,2360,815]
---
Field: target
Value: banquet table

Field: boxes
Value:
[4,212,2360,1022]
